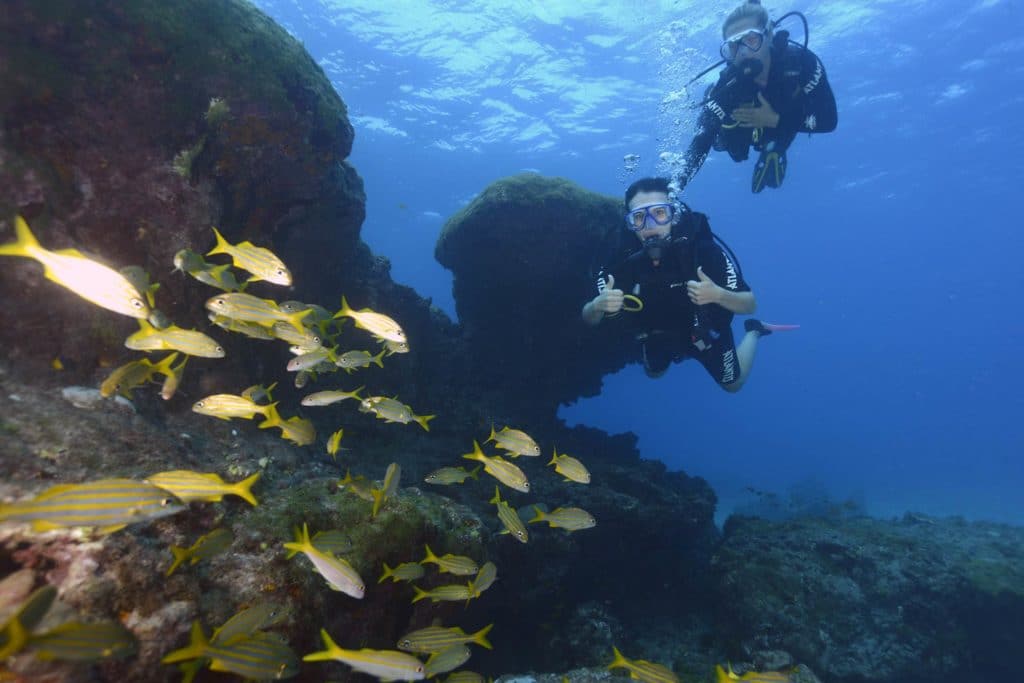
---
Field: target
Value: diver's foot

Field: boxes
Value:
[751,148,787,193]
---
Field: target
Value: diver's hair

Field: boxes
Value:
[624,177,671,210]
[722,0,770,39]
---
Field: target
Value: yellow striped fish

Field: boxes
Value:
[146,471,260,506]
[124,320,225,358]
[166,528,234,576]
[397,623,493,654]
[410,584,474,604]
[208,313,275,339]
[28,620,137,662]
[157,354,189,401]
[462,441,530,493]
[259,404,316,446]
[716,664,793,682]
[208,226,292,286]
[485,425,541,457]
[608,646,680,683]
[100,353,179,399]
[162,620,299,679]
[191,393,274,421]
[0,585,57,659]
[421,544,478,576]
[284,524,365,599]
[304,629,425,680]
[470,562,498,597]
[379,561,425,584]
[333,296,407,344]
[205,292,310,334]
[0,479,186,533]
[211,604,285,646]
[0,216,149,319]
[549,448,591,484]
[528,506,596,532]
[424,644,471,677]
[490,487,528,543]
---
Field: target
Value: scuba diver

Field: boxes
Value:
[582,177,796,391]
[678,0,837,193]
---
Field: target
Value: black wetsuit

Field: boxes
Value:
[679,37,837,189]
[593,211,751,383]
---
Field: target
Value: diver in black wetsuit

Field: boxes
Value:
[582,177,784,392]
[679,1,837,193]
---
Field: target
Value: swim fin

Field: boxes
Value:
[751,146,787,193]
[744,319,800,337]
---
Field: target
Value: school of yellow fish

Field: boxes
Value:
[0,217,795,682]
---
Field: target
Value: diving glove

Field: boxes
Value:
[751,144,787,193]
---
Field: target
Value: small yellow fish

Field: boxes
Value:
[259,404,316,446]
[335,349,385,372]
[192,394,275,420]
[469,562,498,597]
[424,644,471,677]
[549,448,591,484]
[410,584,475,604]
[208,226,292,285]
[378,561,426,584]
[490,487,528,543]
[147,470,260,506]
[421,544,478,576]
[715,664,793,683]
[424,465,480,486]
[125,319,225,358]
[0,216,149,319]
[338,470,375,502]
[157,354,189,401]
[100,353,179,399]
[28,620,137,662]
[485,425,541,457]
[371,463,401,518]
[397,624,493,654]
[334,296,407,344]
[462,441,530,493]
[608,646,680,683]
[303,629,425,680]
[205,292,310,334]
[284,524,365,598]
[166,528,234,576]
[326,429,345,459]
[528,505,596,532]
[359,396,435,431]
[301,386,364,407]
[240,382,277,404]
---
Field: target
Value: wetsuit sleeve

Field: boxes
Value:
[776,47,837,135]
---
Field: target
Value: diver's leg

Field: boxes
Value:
[724,329,759,393]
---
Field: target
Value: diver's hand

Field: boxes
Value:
[687,267,722,306]
[593,274,625,315]
[732,93,779,128]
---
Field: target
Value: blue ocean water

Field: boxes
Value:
[252,0,1024,525]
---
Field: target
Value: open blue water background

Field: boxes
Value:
[252,0,1023,524]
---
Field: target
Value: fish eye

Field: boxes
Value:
[160,498,173,506]
[215,298,225,305]
[215,346,224,353]
[131,298,145,309]
[401,639,411,647]
[523,482,530,490]
[195,401,205,408]
[276,268,286,276]
[416,666,424,673]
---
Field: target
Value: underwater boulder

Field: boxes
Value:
[711,514,1024,683]
[435,173,638,421]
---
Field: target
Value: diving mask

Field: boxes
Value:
[625,203,675,232]
[720,27,768,61]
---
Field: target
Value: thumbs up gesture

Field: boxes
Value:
[593,273,625,315]
[686,266,721,306]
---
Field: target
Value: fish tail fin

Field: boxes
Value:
[422,543,437,565]
[232,472,261,507]
[264,382,278,403]
[472,623,494,650]
[333,295,352,319]
[415,414,435,432]
[207,226,231,257]
[485,423,497,444]
[0,216,42,259]
[378,562,394,584]
[351,385,365,400]
[166,545,191,577]
[528,505,546,525]
[259,403,282,429]
[161,620,209,664]
[286,308,313,334]
[0,617,28,659]
[489,486,502,506]
[370,488,385,518]
[151,352,182,377]
[608,646,630,671]
[462,440,485,464]
[372,350,385,367]
[283,523,313,556]
[468,464,481,480]
[303,629,343,662]
[411,586,430,604]
[548,448,559,466]
[284,526,303,559]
